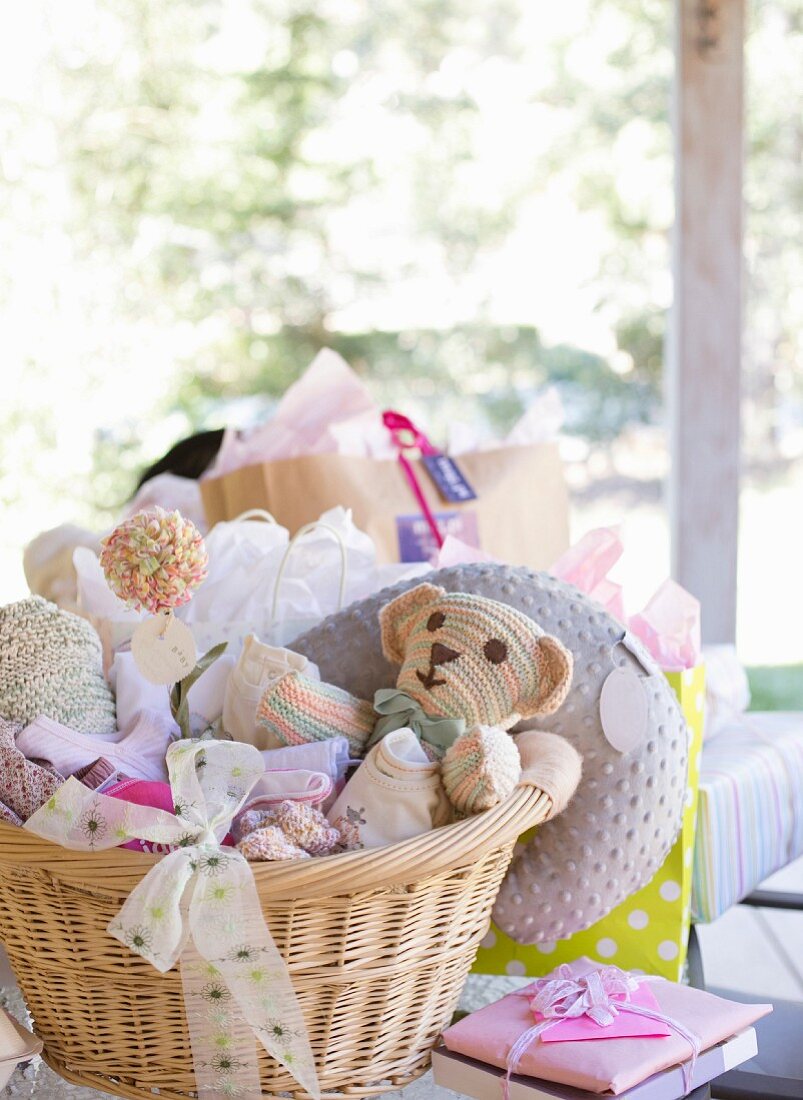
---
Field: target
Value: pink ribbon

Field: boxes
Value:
[382,409,445,550]
[503,964,702,1099]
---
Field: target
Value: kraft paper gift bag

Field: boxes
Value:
[475,664,705,982]
[201,442,569,568]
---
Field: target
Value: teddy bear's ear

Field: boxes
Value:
[519,634,574,718]
[379,583,447,664]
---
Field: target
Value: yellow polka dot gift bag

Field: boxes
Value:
[474,664,705,983]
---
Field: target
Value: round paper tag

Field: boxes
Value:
[131,613,197,685]
[599,667,649,753]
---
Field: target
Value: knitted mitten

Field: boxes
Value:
[256,672,375,757]
[0,596,116,734]
[237,826,310,861]
[441,725,521,815]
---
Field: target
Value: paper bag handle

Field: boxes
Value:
[270,521,348,627]
[232,508,278,525]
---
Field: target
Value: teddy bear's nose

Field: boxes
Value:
[430,642,460,667]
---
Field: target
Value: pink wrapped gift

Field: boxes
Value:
[441,959,771,1096]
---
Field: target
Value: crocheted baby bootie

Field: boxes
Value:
[237,825,310,862]
[234,801,341,856]
[0,596,116,734]
[441,725,521,815]
[265,800,341,856]
[256,672,375,757]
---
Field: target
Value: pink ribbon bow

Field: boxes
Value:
[503,964,702,1099]
[382,409,445,550]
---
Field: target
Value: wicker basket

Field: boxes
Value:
[0,740,560,1100]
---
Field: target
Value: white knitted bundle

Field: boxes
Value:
[0,596,116,734]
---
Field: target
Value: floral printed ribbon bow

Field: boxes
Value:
[25,739,320,1100]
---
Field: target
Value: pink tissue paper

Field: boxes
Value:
[550,529,701,670]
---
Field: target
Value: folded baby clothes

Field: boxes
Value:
[259,737,351,810]
[16,712,174,783]
[104,779,236,852]
[223,635,319,745]
[247,767,333,808]
[0,803,23,827]
[328,727,452,850]
[73,757,129,791]
[236,799,341,861]
[0,717,64,822]
[0,596,116,734]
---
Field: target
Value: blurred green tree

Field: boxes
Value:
[0,0,799,529]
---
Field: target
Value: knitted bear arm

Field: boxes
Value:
[256,671,375,758]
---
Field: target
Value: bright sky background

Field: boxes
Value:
[1,0,801,667]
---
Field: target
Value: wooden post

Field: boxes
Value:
[669,0,745,645]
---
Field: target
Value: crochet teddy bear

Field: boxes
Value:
[256,583,574,814]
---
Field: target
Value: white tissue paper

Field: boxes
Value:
[701,644,751,739]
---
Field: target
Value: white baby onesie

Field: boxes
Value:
[223,634,319,745]
[328,728,452,850]
[110,649,235,737]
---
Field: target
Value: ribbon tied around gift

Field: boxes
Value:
[505,964,702,1100]
[25,739,320,1100]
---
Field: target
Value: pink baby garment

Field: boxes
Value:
[16,712,174,783]
[328,727,451,850]
[105,778,236,852]
[106,779,177,852]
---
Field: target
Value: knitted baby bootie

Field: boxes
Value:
[441,725,521,815]
[234,800,341,856]
[256,672,375,757]
[237,826,310,862]
[0,596,116,734]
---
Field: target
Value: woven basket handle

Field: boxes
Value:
[515,730,582,818]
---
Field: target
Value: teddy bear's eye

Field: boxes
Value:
[427,612,446,632]
[484,638,508,664]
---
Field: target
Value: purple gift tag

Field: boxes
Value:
[396,511,480,562]
[421,453,478,503]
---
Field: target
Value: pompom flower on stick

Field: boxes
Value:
[100,508,225,738]
[100,507,208,615]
